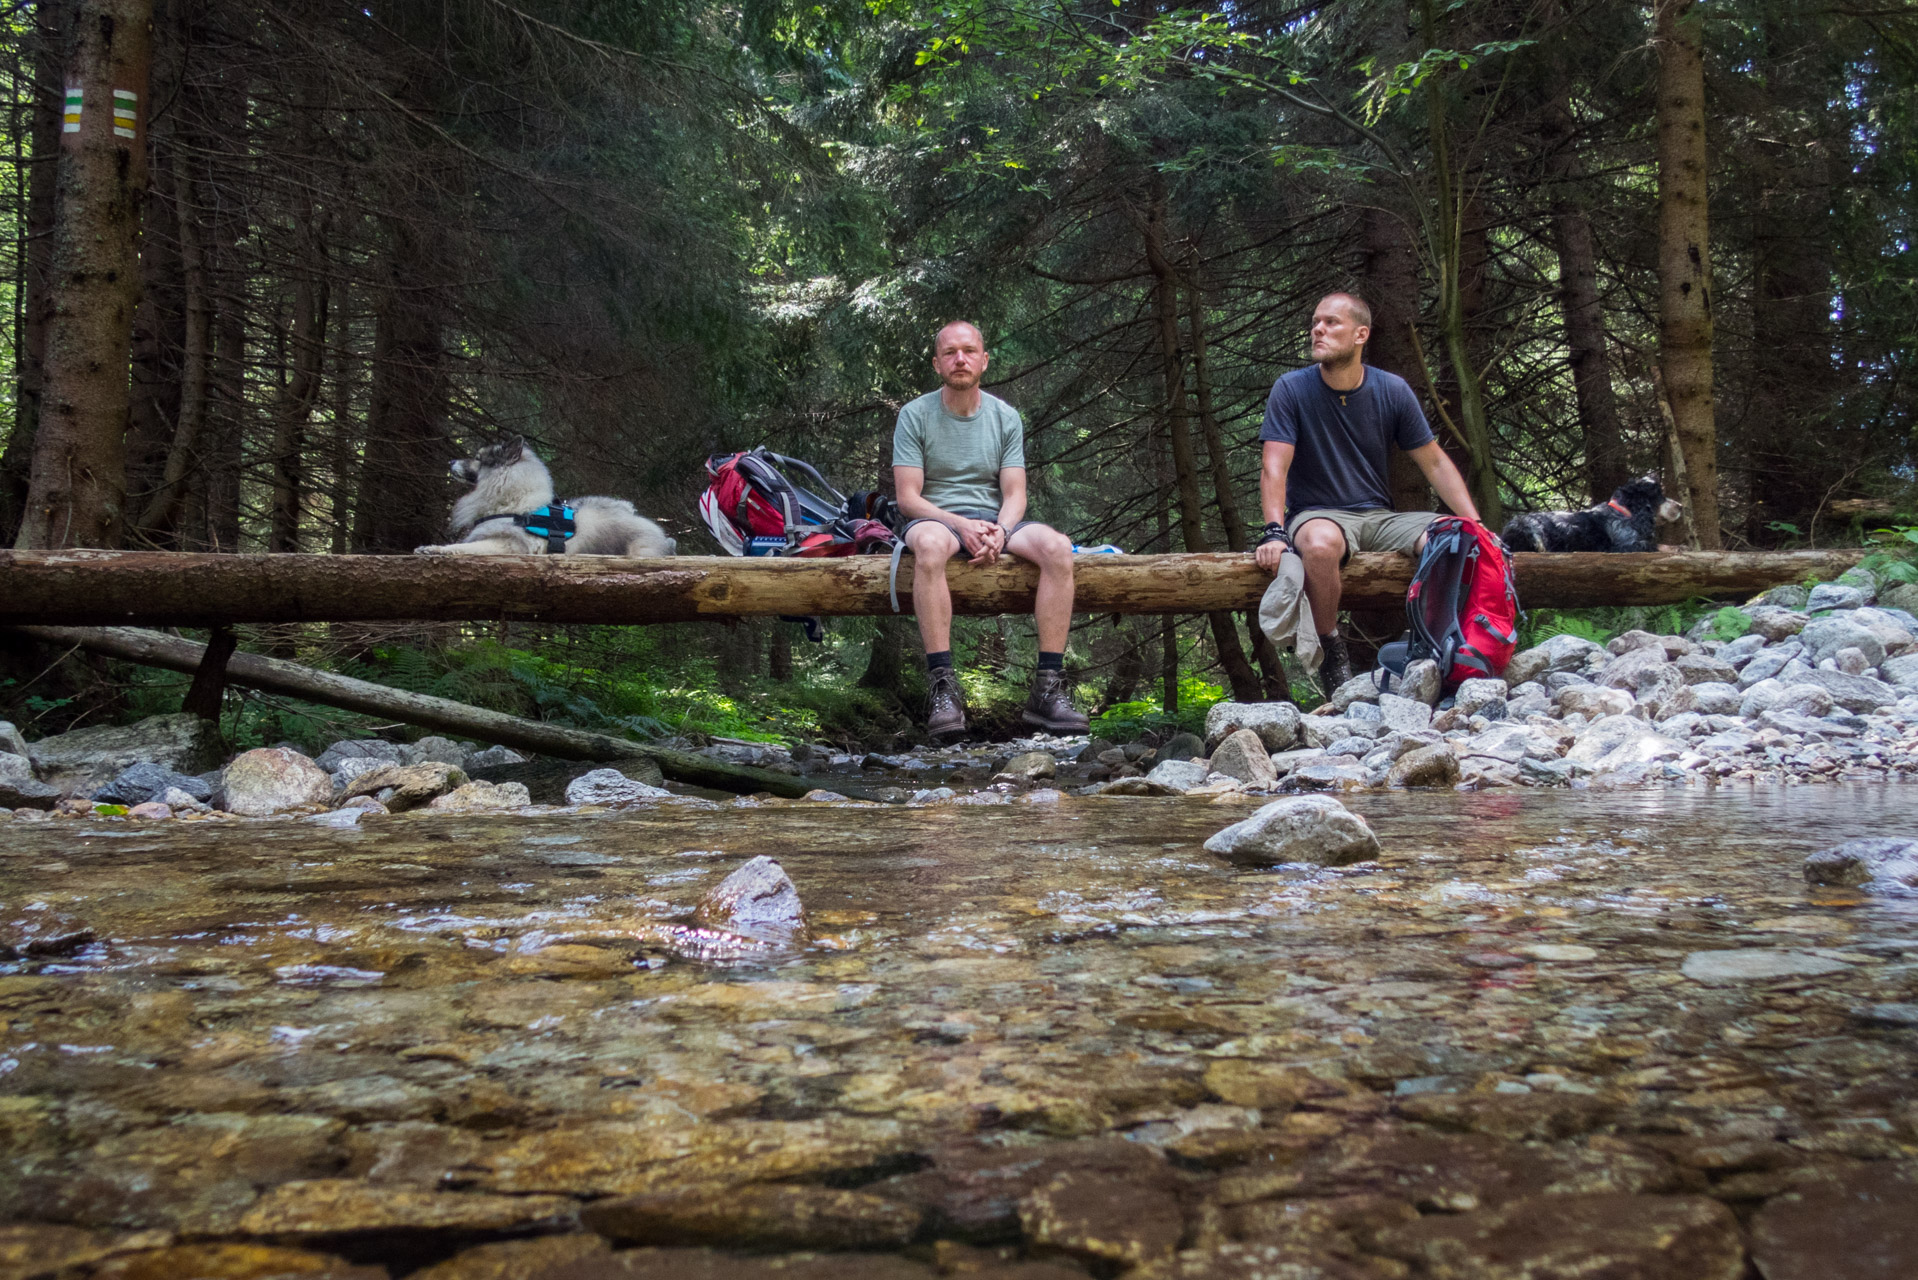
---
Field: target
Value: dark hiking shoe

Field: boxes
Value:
[1318,631,1355,700]
[1023,669,1089,734]
[927,666,968,739]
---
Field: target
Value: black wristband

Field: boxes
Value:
[1255,522,1290,548]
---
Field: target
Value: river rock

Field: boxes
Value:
[1790,667,1898,712]
[1720,632,1769,664]
[158,785,210,812]
[343,761,469,810]
[1280,760,1373,791]
[92,761,213,806]
[26,712,223,793]
[463,744,529,770]
[1834,646,1873,674]
[0,720,27,757]
[564,768,671,805]
[1556,684,1634,719]
[582,1184,920,1250]
[1461,724,1558,765]
[1144,759,1208,793]
[327,755,395,788]
[428,781,532,812]
[0,750,34,787]
[1131,1244,1380,1280]
[1453,679,1507,718]
[1688,682,1742,716]
[1001,751,1058,781]
[1771,683,1836,719]
[1386,744,1458,788]
[1747,605,1809,641]
[1597,645,1672,690]
[411,1235,610,1280]
[1750,1162,1918,1280]
[1376,693,1432,732]
[1880,581,1918,614]
[1204,702,1302,752]
[1019,1171,1183,1269]
[1607,629,1665,656]
[0,771,61,809]
[1325,673,1385,713]
[1155,732,1206,762]
[1759,583,1812,608]
[1801,616,1886,667]
[1738,644,1802,688]
[236,1179,572,1237]
[1636,667,1696,721]
[1880,652,1918,691]
[1673,652,1738,685]
[1681,949,1852,982]
[1208,730,1277,784]
[1372,1192,1742,1280]
[1808,582,1868,611]
[1803,837,1918,891]
[223,748,336,816]
[1393,659,1441,706]
[1203,795,1379,866]
[694,856,805,933]
[1503,633,1605,687]
[316,739,409,773]
[1564,715,1683,771]
[409,736,472,767]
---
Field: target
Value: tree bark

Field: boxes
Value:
[1654,0,1720,547]
[353,220,450,553]
[0,549,1867,625]
[9,624,888,800]
[16,0,153,550]
[134,149,208,536]
[268,244,329,552]
[1542,100,1630,502]
[2,0,70,546]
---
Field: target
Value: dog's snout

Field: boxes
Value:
[450,460,478,482]
[1657,499,1685,523]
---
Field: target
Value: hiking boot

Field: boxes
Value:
[927,666,968,739]
[1023,668,1089,734]
[1318,631,1355,701]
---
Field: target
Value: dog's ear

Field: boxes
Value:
[509,435,529,460]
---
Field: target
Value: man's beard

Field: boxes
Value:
[942,371,980,390]
[1316,343,1359,367]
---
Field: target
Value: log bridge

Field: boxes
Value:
[0,547,1868,627]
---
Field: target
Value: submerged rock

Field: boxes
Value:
[1019,1171,1183,1269]
[1750,1163,1918,1280]
[582,1184,921,1250]
[694,856,806,934]
[411,1235,609,1280]
[1803,838,1918,891]
[1373,1192,1743,1280]
[1203,795,1380,867]
[565,768,671,806]
[235,1179,573,1237]
[223,748,335,817]
[1681,949,1852,982]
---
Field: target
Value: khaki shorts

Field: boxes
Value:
[1287,507,1436,567]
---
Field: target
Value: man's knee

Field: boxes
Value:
[1293,520,1346,563]
[907,523,959,564]
[1013,524,1073,568]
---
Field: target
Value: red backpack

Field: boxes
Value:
[698,448,895,558]
[1380,516,1521,691]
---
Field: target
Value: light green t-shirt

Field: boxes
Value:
[891,390,1026,514]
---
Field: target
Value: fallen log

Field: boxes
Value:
[6,625,888,803]
[0,547,1871,625]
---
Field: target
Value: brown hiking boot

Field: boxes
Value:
[1023,668,1089,734]
[927,666,967,739]
[1318,631,1355,701]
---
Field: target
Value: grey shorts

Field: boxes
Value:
[1287,507,1436,567]
[903,507,1039,556]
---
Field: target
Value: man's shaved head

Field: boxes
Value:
[1320,292,1373,330]
[934,320,986,354]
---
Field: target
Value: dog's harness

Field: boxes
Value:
[480,505,577,553]
[1606,499,1632,518]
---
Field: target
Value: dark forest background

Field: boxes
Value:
[4,0,1918,743]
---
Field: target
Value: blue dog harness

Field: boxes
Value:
[483,505,577,553]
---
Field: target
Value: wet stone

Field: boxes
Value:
[564,768,671,805]
[1393,1091,1614,1141]
[1209,730,1277,784]
[1157,731,1207,761]
[1203,796,1380,867]
[1386,743,1459,788]
[1000,751,1057,781]
[581,1183,922,1250]
[1018,1171,1184,1269]
[1373,1192,1744,1280]
[1750,1161,1918,1280]
[877,1138,1175,1241]
[692,855,805,934]
[342,762,467,810]
[26,712,224,793]
[411,1236,609,1280]
[93,761,212,806]
[1133,1243,1377,1280]
[1681,949,1852,982]
[1803,837,1918,890]
[234,1180,575,1237]
[530,1248,934,1280]
[86,1243,384,1280]
[428,780,532,812]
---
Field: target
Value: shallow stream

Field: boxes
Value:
[3,786,1916,1276]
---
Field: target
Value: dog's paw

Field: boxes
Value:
[414,544,447,556]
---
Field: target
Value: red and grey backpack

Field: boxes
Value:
[1378,516,1521,692]
[698,447,895,558]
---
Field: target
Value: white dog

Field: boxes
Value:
[413,438,676,558]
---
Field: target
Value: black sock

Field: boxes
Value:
[1318,632,1342,646]
[1037,651,1064,672]
[926,651,953,671]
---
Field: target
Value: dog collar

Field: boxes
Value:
[1606,499,1631,517]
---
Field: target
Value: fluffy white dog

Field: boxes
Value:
[413,437,676,558]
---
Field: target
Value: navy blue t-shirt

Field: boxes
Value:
[1258,365,1435,514]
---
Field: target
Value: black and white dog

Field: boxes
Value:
[1501,475,1684,553]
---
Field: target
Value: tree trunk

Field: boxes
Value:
[768,623,792,682]
[1654,0,1720,547]
[0,548,1871,625]
[1542,101,1630,502]
[16,0,153,550]
[1358,207,1432,515]
[2,0,70,545]
[12,624,892,801]
[268,246,329,553]
[134,150,208,537]
[353,220,450,553]
[858,615,910,695]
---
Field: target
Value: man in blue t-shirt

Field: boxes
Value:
[1253,293,1481,697]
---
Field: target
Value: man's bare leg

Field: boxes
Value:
[906,522,961,653]
[1006,524,1087,732]
[1292,518,1354,695]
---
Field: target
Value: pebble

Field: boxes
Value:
[1680,949,1853,982]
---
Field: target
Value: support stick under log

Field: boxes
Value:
[0,548,1872,627]
[7,625,889,803]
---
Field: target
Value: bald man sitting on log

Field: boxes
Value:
[1253,293,1481,699]
[893,321,1088,741]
